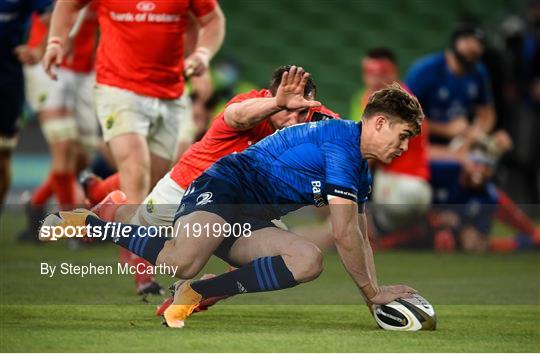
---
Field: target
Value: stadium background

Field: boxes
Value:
[1,0,539,352]
[220,0,509,114]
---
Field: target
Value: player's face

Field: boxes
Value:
[269,107,310,129]
[455,36,484,64]
[364,71,397,92]
[374,117,414,164]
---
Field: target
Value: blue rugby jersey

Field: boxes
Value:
[205,119,372,219]
[405,52,493,144]
[430,160,499,234]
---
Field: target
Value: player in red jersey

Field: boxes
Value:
[43,0,225,294]
[43,0,225,204]
[352,48,432,242]
[17,7,100,242]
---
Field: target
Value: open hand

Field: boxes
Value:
[275,65,321,111]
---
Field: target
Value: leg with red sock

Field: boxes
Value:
[81,172,121,205]
[31,174,55,206]
[50,172,77,210]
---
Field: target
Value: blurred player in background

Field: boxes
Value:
[46,83,422,328]
[18,6,99,242]
[430,142,539,252]
[0,0,52,208]
[43,0,225,295]
[174,11,214,158]
[406,22,539,251]
[44,0,225,204]
[430,144,498,252]
[350,48,431,249]
[405,23,501,152]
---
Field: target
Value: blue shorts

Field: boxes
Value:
[174,173,276,265]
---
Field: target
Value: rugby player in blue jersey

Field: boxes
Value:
[45,82,423,328]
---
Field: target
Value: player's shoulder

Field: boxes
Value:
[410,52,445,72]
[309,119,360,145]
[309,118,356,130]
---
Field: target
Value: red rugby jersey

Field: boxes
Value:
[171,89,340,189]
[75,0,216,98]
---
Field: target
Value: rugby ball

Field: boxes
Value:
[372,293,436,331]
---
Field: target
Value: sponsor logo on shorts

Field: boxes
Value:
[196,192,213,206]
[146,199,154,214]
[105,114,115,130]
[184,184,194,196]
[136,1,156,12]
[38,93,47,104]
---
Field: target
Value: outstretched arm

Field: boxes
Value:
[224,66,321,130]
[329,197,415,304]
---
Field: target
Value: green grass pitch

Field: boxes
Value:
[1,211,539,352]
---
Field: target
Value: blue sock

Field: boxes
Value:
[85,215,168,264]
[191,256,298,298]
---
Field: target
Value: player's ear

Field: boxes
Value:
[374,115,387,131]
